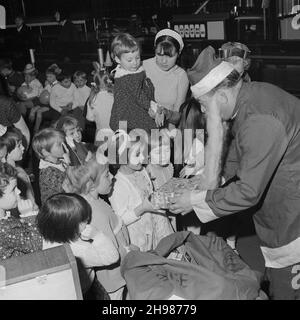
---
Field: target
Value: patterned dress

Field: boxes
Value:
[0,214,42,261]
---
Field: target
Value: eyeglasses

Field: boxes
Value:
[218,44,250,60]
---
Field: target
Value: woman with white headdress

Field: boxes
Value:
[143,29,189,128]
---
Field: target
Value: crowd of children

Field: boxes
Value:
[0,31,255,300]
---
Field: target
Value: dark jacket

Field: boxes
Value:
[206,82,300,255]
[110,70,157,132]
[57,20,80,42]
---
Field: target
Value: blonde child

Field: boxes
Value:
[63,156,133,300]
[32,128,70,204]
[86,62,114,139]
[109,131,172,251]
[109,33,163,132]
[29,64,61,133]
[0,162,42,261]
[37,193,118,297]
[1,127,37,209]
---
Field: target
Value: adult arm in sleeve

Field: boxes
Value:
[194,115,289,222]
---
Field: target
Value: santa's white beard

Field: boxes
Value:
[202,108,226,190]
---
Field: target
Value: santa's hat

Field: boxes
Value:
[188,46,234,98]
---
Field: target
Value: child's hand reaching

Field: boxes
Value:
[135,198,166,217]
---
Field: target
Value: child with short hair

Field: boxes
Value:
[0,59,24,98]
[32,128,69,204]
[29,64,62,132]
[109,131,171,251]
[71,70,90,130]
[0,162,42,260]
[109,33,163,132]
[56,115,91,166]
[47,72,78,122]
[74,71,91,108]
[17,64,43,115]
[1,127,37,208]
[63,156,133,299]
[37,193,119,297]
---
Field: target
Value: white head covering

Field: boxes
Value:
[155,29,184,52]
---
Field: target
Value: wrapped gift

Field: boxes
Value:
[151,176,206,209]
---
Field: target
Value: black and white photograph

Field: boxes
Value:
[0,0,299,306]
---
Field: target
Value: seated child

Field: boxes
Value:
[86,62,114,139]
[0,162,42,261]
[73,70,91,130]
[32,128,70,204]
[0,59,24,99]
[37,193,119,297]
[1,127,37,209]
[29,63,61,133]
[109,131,172,251]
[45,72,78,123]
[63,156,134,300]
[17,64,43,116]
[109,33,163,133]
[56,115,91,166]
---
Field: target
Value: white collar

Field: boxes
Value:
[114,64,144,78]
[39,159,66,171]
[17,25,23,32]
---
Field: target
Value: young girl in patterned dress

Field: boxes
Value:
[109,131,172,251]
[0,162,42,260]
[32,128,70,204]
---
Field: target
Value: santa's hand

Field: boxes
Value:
[169,189,193,215]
